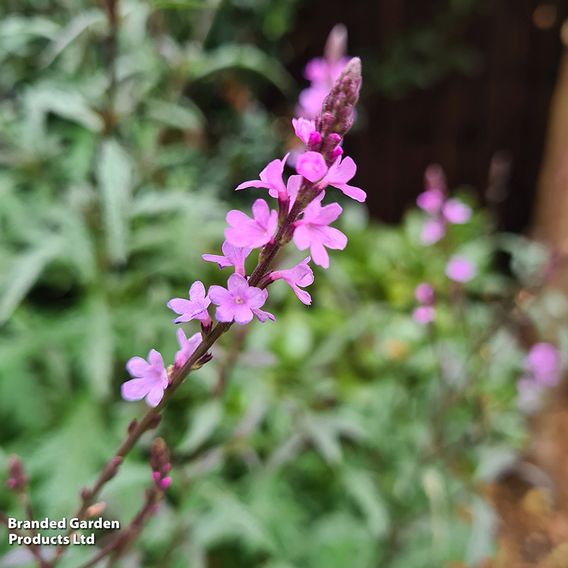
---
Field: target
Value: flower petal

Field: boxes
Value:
[121,378,150,401]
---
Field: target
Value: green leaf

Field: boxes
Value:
[24,85,104,134]
[177,400,222,453]
[81,295,114,399]
[25,399,115,517]
[147,98,205,131]
[150,0,206,10]
[96,139,133,265]
[0,237,62,324]
[343,469,390,538]
[41,10,106,67]
[188,45,293,94]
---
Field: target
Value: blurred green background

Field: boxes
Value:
[1,1,568,567]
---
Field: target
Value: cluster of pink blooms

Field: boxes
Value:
[412,283,436,325]
[121,59,365,410]
[417,165,472,246]
[517,342,562,413]
[298,24,349,119]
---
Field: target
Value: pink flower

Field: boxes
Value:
[225,199,278,249]
[299,84,332,118]
[443,199,471,224]
[293,196,347,269]
[296,151,328,182]
[415,283,435,305]
[412,306,435,325]
[292,118,318,145]
[526,343,561,387]
[271,257,314,305]
[208,273,275,325]
[167,281,211,324]
[417,189,444,214]
[202,241,251,276]
[298,25,350,118]
[420,218,446,245]
[446,256,476,283]
[121,349,168,407]
[236,154,289,199]
[319,156,366,202]
[174,328,202,368]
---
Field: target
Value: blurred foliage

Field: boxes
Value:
[1,1,567,567]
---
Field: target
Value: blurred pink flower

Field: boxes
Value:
[412,306,435,325]
[446,256,476,283]
[421,218,446,245]
[526,342,561,387]
[443,199,471,224]
[415,283,435,305]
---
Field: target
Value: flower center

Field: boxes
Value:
[234,295,244,305]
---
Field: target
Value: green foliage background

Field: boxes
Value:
[1,1,567,567]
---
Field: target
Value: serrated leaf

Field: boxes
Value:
[96,139,133,264]
[0,237,62,324]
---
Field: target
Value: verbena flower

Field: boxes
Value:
[174,329,202,368]
[209,273,275,324]
[415,283,435,305]
[292,118,318,145]
[417,165,471,245]
[202,241,251,276]
[270,257,314,305]
[319,156,366,202]
[446,256,476,283]
[167,281,211,324]
[421,218,446,246]
[293,196,347,268]
[524,342,561,387]
[299,25,349,118]
[225,199,278,249]
[296,151,328,182]
[413,282,436,325]
[412,306,435,325]
[122,350,168,407]
[236,155,289,199]
[517,343,562,413]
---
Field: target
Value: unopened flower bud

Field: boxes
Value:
[6,456,27,493]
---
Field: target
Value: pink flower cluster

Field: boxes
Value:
[412,283,436,325]
[298,24,350,118]
[121,63,365,410]
[417,165,472,245]
[517,342,562,413]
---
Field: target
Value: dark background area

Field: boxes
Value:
[289,0,567,232]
